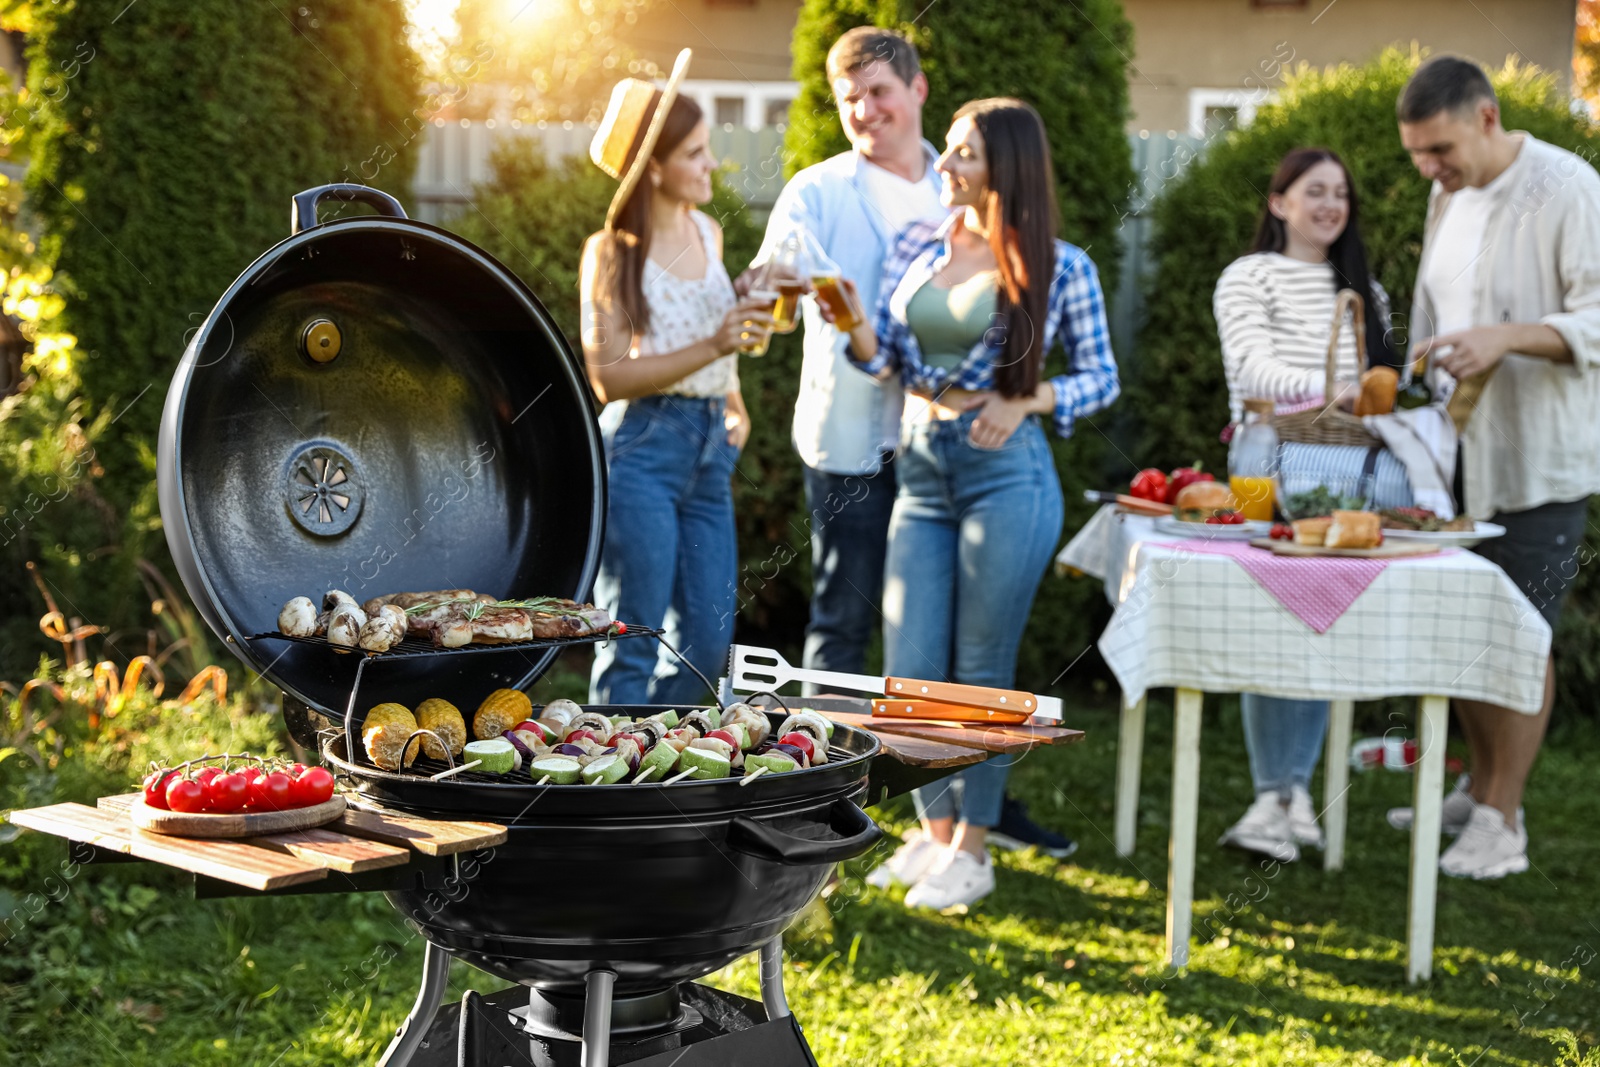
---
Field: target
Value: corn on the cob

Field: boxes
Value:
[363,702,419,771]
[415,698,467,760]
[474,688,532,739]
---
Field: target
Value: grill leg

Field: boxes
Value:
[377,940,452,1067]
[581,969,615,1067]
[759,935,790,1019]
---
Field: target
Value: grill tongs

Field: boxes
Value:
[729,644,1062,724]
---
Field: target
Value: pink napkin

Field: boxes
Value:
[1154,538,1390,633]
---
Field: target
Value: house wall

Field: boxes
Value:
[624,0,1577,134]
[1121,0,1577,132]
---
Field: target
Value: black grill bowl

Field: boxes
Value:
[323,709,882,994]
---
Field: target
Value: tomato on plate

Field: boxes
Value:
[205,772,249,813]
[142,769,179,810]
[292,766,336,808]
[254,771,294,812]
[1129,468,1168,502]
[165,776,207,814]
[193,766,223,789]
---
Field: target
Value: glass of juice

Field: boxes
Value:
[1228,475,1276,522]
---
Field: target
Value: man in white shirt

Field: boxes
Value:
[753,28,945,689]
[1394,56,1600,879]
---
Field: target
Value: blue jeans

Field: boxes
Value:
[590,396,739,706]
[1240,693,1328,796]
[800,456,897,689]
[887,412,1064,828]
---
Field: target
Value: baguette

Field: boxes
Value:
[1324,510,1382,549]
[1292,517,1331,546]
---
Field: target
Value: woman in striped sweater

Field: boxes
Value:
[1212,147,1395,863]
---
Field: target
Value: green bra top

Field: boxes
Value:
[905,271,998,372]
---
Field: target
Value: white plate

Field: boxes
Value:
[1379,521,1505,548]
[1153,516,1276,540]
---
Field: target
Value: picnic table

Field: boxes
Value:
[1057,505,1551,982]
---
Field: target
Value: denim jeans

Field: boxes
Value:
[887,412,1064,828]
[590,396,739,706]
[1239,693,1328,796]
[800,456,897,690]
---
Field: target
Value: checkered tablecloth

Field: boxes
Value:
[1056,506,1552,713]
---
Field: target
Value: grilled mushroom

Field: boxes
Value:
[327,608,365,649]
[720,703,770,749]
[358,604,408,652]
[278,596,319,637]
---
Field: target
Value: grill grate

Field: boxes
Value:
[250,624,663,660]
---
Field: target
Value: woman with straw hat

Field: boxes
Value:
[582,49,774,705]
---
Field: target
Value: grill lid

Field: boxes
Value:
[157,184,606,717]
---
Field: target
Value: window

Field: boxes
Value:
[1187,88,1269,138]
[763,98,793,127]
[714,96,746,128]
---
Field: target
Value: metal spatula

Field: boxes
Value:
[728,644,1062,722]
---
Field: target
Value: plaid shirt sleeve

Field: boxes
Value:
[1046,242,1120,437]
[846,223,943,378]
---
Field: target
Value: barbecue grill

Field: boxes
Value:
[155,184,910,1067]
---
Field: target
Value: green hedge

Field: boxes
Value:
[1,1,420,678]
[1130,47,1600,716]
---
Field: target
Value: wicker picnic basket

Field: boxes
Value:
[1273,287,1381,448]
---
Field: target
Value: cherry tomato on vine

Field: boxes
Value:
[165,777,207,814]
[142,769,178,810]
[287,763,308,779]
[193,766,223,790]
[257,771,294,812]
[205,772,249,813]
[292,766,335,807]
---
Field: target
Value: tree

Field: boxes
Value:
[1130,46,1600,715]
[782,0,1136,690]
[0,0,421,678]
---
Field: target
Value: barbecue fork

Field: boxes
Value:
[728,644,1062,723]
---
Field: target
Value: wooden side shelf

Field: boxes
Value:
[7,794,506,892]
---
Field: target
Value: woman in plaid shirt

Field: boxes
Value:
[828,98,1120,909]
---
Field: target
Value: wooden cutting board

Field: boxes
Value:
[1249,538,1440,559]
[130,796,346,837]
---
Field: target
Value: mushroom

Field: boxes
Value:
[278,596,319,637]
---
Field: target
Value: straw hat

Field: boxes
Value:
[590,49,693,230]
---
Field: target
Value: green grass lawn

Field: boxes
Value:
[2,691,1596,1065]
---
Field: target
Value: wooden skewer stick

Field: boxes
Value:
[739,766,770,787]
[429,759,482,781]
[633,765,659,785]
[663,767,696,786]
[535,775,552,786]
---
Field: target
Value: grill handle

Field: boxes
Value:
[725,798,882,866]
[292,183,407,235]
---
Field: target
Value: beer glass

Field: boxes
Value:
[739,288,779,356]
[811,271,865,333]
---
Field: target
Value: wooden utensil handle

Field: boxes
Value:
[873,699,1033,725]
[882,678,1042,716]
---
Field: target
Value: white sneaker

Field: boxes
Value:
[865,833,943,889]
[1387,775,1475,834]
[1439,803,1528,880]
[903,849,995,910]
[1218,793,1300,863]
[1287,786,1324,849]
